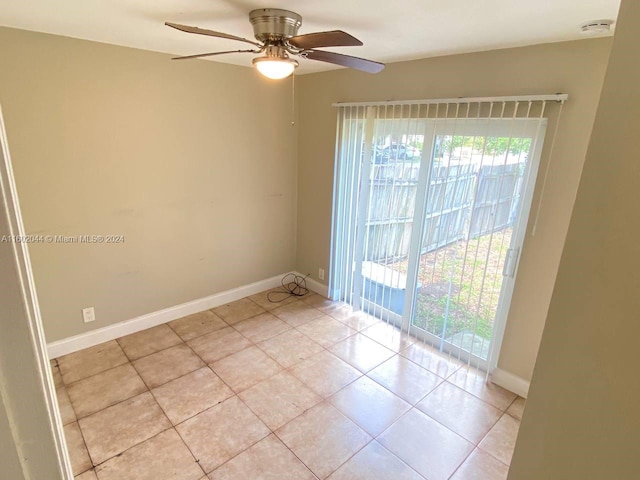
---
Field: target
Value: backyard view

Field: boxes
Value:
[399,228,512,358]
[333,109,548,368]
[362,129,531,360]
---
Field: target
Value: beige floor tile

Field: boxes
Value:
[58,341,128,384]
[329,333,395,373]
[67,364,147,418]
[212,298,266,325]
[330,376,411,436]
[450,448,509,480]
[187,327,252,364]
[233,312,291,343]
[64,422,92,476]
[297,315,356,347]
[79,392,171,465]
[400,342,463,378]
[74,469,98,480]
[361,322,417,352]
[449,368,517,411]
[378,409,473,480]
[417,382,502,443]
[248,288,302,311]
[239,371,321,430]
[290,351,362,397]
[276,402,371,479]
[301,293,335,310]
[56,385,77,425]
[257,329,324,368]
[117,324,182,360]
[95,429,203,480]
[58,290,523,480]
[211,346,282,392]
[169,311,227,342]
[506,396,526,420]
[367,356,443,404]
[319,303,354,322]
[177,396,270,473]
[271,301,325,327]
[478,414,520,466]
[51,361,64,388]
[327,441,424,480]
[152,367,233,425]
[333,311,381,332]
[208,434,316,480]
[133,344,204,388]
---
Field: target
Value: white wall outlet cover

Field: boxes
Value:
[82,307,95,323]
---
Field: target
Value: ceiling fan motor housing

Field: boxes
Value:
[249,9,302,43]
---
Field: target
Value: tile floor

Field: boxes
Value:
[52,290,525,480]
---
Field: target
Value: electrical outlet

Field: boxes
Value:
[318,268,325,281]
[82,307,95,323]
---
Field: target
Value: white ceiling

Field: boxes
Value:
[0,0,620,74]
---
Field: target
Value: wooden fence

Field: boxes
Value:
[364,161,522,262]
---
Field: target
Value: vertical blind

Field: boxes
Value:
[330,95,566,371]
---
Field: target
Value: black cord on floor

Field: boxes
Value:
[267,273,311,303]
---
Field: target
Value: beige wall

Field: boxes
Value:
[0,25,614,384]
[296,38,611,382]
[0,27,297,342]
[508,0,639,477]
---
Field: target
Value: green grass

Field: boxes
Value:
[393,227,512,351]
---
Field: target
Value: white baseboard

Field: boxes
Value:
[491,367,530,398]
[294,272,329,297]
[47,273,290,359]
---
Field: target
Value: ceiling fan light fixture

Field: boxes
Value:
[165,9,384,74]
[252,56,298,79]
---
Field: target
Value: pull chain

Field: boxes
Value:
[291,72,295,126]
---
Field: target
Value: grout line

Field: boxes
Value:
[374,440,429,480]
[164,314,232,344]
[446,446,476,480]
[169,423,210,478]
[269,401,363,480]
[62,290,516,479]
[56,290,325,477]
[476,439,512,468]
[71,418,96,476]
[196,396,272,476]
[116,326,184,363]
[58,358,130,389]
[72,388,151,423]
[250,329,323,370]
[88,425,177,470]
[271,428,321,479]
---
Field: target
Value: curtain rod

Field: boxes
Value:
[332,94,568,108]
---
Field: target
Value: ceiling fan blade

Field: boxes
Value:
[304,50,385,74]
[165,22,262,48]
[288,30,363,49]
[172,49,259,60]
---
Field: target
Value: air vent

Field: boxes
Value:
[580,19,615,34]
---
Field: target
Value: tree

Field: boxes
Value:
[437,135,531,158]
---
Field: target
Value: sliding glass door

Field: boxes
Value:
[330,98,558,370]
[404,118,546,368]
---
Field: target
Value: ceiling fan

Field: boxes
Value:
[165,8,385,79]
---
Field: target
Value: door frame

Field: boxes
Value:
[0,105,73,479]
